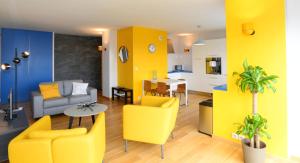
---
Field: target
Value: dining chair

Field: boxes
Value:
[156,82,170,97]
[144,80,156,95]
[174,79,186,104]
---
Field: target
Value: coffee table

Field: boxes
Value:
[64,103,108,129]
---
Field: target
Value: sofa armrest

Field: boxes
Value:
[31,91,44,118]
[123,105,173,144]
[87,87,97,102]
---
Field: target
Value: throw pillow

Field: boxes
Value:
[72,82,88,95]
[39,83,61,100]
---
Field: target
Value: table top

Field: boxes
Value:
[0,109,28,135]
[64,103,108,117]
[150,79,187,85]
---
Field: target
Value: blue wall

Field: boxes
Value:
[1,28,53,104]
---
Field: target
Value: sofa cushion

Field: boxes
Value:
[63,80,83,96]
[39,83,62,100]
[56,81,64,96]
[44,97,69,108]
[69,95,91,105]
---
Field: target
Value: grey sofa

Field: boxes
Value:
[31,80,97,118]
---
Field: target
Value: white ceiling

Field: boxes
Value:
[0,0,225,36]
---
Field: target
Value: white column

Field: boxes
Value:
[286,0,300,158]
[102,29,118,98]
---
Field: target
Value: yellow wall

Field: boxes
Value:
[213,0,287,157]
[117,27,167,102]
[117,27,134,89]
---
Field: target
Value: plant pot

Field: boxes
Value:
[242,139,266,163]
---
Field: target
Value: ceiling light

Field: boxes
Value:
[177,33,193,36]
[193,25,206,46]
[193,38,206,46]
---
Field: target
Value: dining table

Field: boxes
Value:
[142,79,188,105]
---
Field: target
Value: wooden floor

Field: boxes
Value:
[5,94,299,163]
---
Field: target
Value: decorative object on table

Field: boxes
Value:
[64,103,107,129]
[0,48,30,119]
[8,113,105,163]
[0,109,28,162]
[233,60,278,163]
[32,80,97,118]
[148,43,156,53]
[123,96,179,159]
[112,87,133,104]
[118,46,129,63]
[206,57,221,75]
[77,101,97,111]
[152,70,157,80]
[72,82,89,95]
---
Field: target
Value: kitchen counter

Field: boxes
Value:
[213,84,227,91]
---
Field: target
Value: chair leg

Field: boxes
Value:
[124,140,128,152]
[161,145,164,159]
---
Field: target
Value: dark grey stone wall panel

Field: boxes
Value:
[54,34,102,89]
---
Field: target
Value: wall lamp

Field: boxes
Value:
[1,63,11,70]
[242,23,255,36]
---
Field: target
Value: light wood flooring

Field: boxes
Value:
[4,93,299,163]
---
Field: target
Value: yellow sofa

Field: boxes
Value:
[8,113,106,163]
[123,96,179,159]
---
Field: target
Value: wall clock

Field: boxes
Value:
[148,43,156,53]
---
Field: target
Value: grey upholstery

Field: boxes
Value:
[44,97,68,108]
[69,95,91,105]
[32,80,97,118]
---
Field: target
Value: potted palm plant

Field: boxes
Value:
[233,60,278,163]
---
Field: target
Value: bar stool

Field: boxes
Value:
[174,79,186,105]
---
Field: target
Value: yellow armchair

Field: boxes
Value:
[8,113,106,163]
[123,96,179,159]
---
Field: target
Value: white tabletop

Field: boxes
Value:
[150,79,186,85]
[64,103,108,117]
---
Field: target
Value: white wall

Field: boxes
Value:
[286,0,300,158]
[102,29,118,98]
[168,34,194,71]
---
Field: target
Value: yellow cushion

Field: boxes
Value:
[161,98,175,108]
[27,128,87,139]
[39,83,61,100]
